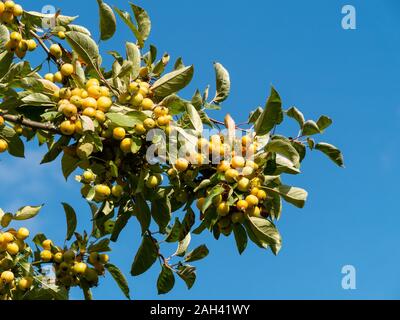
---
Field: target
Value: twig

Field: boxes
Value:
[1,113,60,134]
[29,30,61,67]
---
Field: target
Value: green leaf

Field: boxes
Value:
[8,134,25,158]
[106,112,145,127]
[255,86,283,136]
[14,205,42,221]
[88,238,111,253]
[126,42,141,79]
[62,203,77,241]
[213,62,230,104]
[265,185,308,208]
[286,106,305,127]
[161,94,187,115]
[0,51,14,79]
[152,65,194,98]
[97,0,117,41]
[134,194,151,233]
[65,31,101,72]
[247,217,282,255]
[105,263,131,299]
[165,218,182,243]
[233,224,248,255]
[266,139,300,167]
[41,136,71,164]
[315,142,344,167]
[302,120,320,136]
[185,244,209,263]
[151,196,171,233]
[131,235,158,276]
[174,232,191,257]
[21,93,55,107]
[179,208,195,241]
[202,185,225,213]
[185,103,203,134]
[0,25,9,48]
[114,7,144,48]
[130,3,151,42]
[174,57,185,70]
[61,153,80,180]
[157,265,175,295]
[177,265,196,289]
[316,116,333,132]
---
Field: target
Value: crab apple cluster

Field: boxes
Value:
[38,238,108,289]
[0,227,34,295]
[0,1,37,59]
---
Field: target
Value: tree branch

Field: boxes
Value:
[29,30,62,67]
[1,113,60,134]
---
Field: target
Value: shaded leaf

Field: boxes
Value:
[62,202,77,241]
[315,142,344,167]
[105,263,130,299]
[97,0,117,41]
[157,265,175,295]
[185,244,209,263]
[255,87,283,136]
[131,235,158,276]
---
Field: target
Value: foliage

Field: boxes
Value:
[0,0,343,299]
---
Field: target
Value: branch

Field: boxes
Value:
[1,113,60,134]
[29,30,62,67]
[209,118,251,133]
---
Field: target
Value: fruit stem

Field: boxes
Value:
[29,30,62,66]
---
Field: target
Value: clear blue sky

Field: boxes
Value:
[2,0,400,299]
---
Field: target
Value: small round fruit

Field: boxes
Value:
[99,86,110,97]
[82,107,96,118]
[225,169,239,183]
[175,158,189,172]
[18,277,33,291]
[0,116,4,127]
[63,250,75,262]
[87,85,101,99]
[82,171,95,183]
[26,39,37,51]
[196,198,205,211]
[245,195,259,207]
[139,67,149,78]
[57,31,66,39]
[60,120,75,135]
[236,200,249,211]
[82,97,97,109]
[16,227,29,240]
[154,106,168,117]
[50,44,62,59]
[6,242,19,255]
[2,232,14,243]
[62,103,78,118]
[216,202,230,217]
[129,82,141,94]
[10,32,22,44]
[113,127,126,140]
[251,187,260,196]
[97,96,112,112]
[242,166,255,178]
[156,116,170,127]
[73,262,87,275]
[95,184,111,199]
[237,177,251,192]
[231,156,245,169]
[1,271,14,284]
[0,139,8,153]
[217,160,230,173]
[42,240,53,250]
[61,63,74,77]
[59,88,71,99]
[246,160,259,170]
[95,110,106,123]
[99,254,109,264]
[54,252,63,263]
[86,78,100,88]
[89,252,99,265]
[143,118,156,130]
[120,138,133,153]
[44,73,54,82]
[246,206,262,218]
[141,98,154,111]
[69,95,82,108]
[146,175,161,188]
[257,190,267,201]
[134,124,146,135]
[130,93,143,107]
[112,185,124,198]
[40,250,53,262]
[231,212,245,224]
[84,268,99,284]
[12,4,22,16]
[0,2,4,15]
[212,194,223,206]
[53,71,63,83]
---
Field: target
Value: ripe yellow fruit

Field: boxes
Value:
[16,227,29,240]
[245,195,259,207]
[60,120,75,135]
[89,252,99,264]
[242,135,252,146]
[0,139,9,153]
[156,116,170,127]
[86,78,100,88]
[82,170,95,183]
[251,187,260,196]
[143,118,156,130]
[44,73,54,82]
[231,156,245,169]
[2,232,14,243]
[0,2,4,15]
[246,160,259,170]
[217,202,230,217]
[225,169,239,183]
[42,239,53,250]
[61,63,74,77]
[0,116,4,126]
[99,254,109,264]
[141,98,154,111]
[95,110,106,123]
[99,86,110,97]
[97,96,112,112]
[53,71,63,83]
[26,39,37,51]
[196,198,206,211]
[120,138,133,153]
[129,82,141,94]
[69,95,82,108]
[82,107,96,118]
[57,31,66,39]
[73,262,87,275]
[246,206,262,218]
[59,88,71,99]
[40,250,53,262]
[6,242,19,255]
[113,127,126,140]
[134,124,146,135]
[62,103,78,118]
[130,93,144,107]
[154,106,168,118]
[139,67,149,78]
[1,271,14,284]
[15,48,26,59]
[212,194,223,206]
[251,177,264,187]
[236,200,249,211]
[18,40,28,52]
[95,184,111,199]
[217,160,230,173]
[175,158,189,172]
[87,85,101,99]
[50,44,62,59]
[146,175,161,188]
[257,190,267,201]
[4,1,15,10]
[10,32,22,44]
[80,90,89,98]
[237,177,251,192]
[18,277,33,291]
[242,166,255,178]
[82,97,97,109]
[231,212,245,224]
[54,252,63,263]
[112,185,124,197]
[12,4,22,16]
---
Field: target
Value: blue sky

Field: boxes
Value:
[2,0,400,299]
